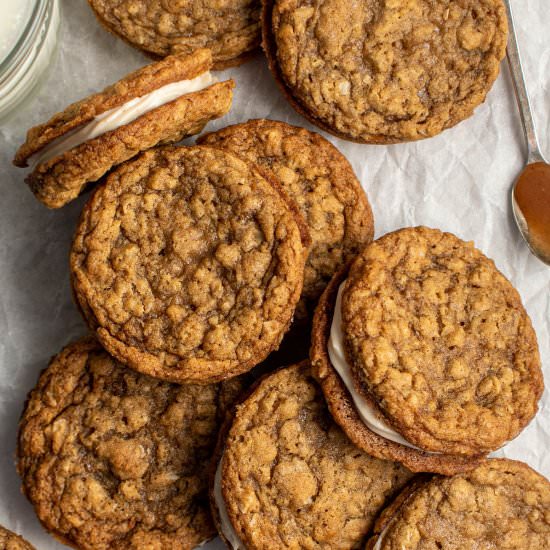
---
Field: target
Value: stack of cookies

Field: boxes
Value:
[8,0,549,549]
[211,227,548,549]
[13,127,549,547]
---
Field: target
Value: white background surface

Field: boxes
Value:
[0,0,548,548]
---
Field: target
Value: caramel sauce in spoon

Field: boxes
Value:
[513,163,550,262]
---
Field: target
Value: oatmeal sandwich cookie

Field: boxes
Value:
[199,119,374,324]
[70,145,308,384]
[263,0,508,143]
[18,338,246,550]
[366,459,550,549]
[212,362,414,549]
[311,227,543,475]
[87,0,262,69]
[13,49,234,208]
[0,525,35,550]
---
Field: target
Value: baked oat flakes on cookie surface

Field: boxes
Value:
[213,362,413,549]
[18,338,246,550]
[87,0,262,68]
[264,0,508,143]
[199,119,374,323]
[0,525,35,550]
[13,49,234,208]
[71,146,307,384]
[366,459,550,549]
[311,227,543,475]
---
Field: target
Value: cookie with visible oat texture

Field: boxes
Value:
[263,0,508,143]
[365,459,550,549]
[87,0,262,68]
[212,362,414,549]
[18,338,247,550]
[70,145,308,384]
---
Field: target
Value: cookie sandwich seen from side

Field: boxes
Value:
[212,361,414,549]
[14,49,234,208]
[311,227,543,475]
[366,459,550,549]
[263,0,508,143]
[18,338,247,550]
[70,145,309,384]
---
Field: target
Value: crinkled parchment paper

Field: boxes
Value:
[0,0,548,547]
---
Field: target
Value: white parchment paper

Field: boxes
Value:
[0,1,548,547]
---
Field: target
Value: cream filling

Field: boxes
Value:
[28,71,216,168]
[372,521,392,550]
[328,282,428,451]
[214,455,245,550]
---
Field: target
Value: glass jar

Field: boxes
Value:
[0,0,60,122]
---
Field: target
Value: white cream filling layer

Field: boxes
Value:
[28,71,217,169]
[372,521,392,550]
[328,282,426,451]
[214,455,245,550]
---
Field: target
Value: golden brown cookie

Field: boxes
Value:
[13,49,234,208]
[213,362,414,549]
[70,145,308,384]
[366,459,550,549]
[87,0,262,69]
[311,227,543,474]
[263,0,508,143]
[0,525,35,550]
[17,338,246,550]
[198,119,374,324]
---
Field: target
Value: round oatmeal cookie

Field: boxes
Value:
[0,525,35,550]
[366,459,550,549]
[310,265,485,475]
[263,0,508,143]
[70,145,307,384]
[17,338,246,550]
[198,119,374,323]
[13,49,234,209]
[87,0,262,68]
[342,227,542,456]
[214,362,414,549]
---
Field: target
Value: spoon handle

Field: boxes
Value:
[504,0,545,164]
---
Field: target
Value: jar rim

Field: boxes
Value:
[0,0,50,80]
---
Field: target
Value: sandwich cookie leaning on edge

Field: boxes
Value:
[0,525,35,550]
[211,361,414,549]
[87,0,263,69]
[311,227,543,475]
[262,0,508,143]
[70,145,310,384]
[13,48,234,208]
[17,338,248,550]
[198,119,374,327]
[366,459,550,549]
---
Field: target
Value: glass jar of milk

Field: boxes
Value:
[0,0,60,121]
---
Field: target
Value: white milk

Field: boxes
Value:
[0,0,34,64]
[0,0,59,121]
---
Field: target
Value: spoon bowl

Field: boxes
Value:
[511,161,550,265]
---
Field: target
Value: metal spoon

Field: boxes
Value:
[505,0,550,265]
